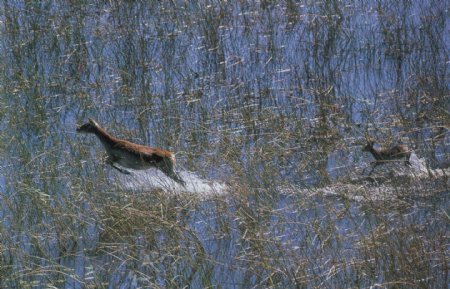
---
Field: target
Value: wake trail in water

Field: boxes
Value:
[117,169,228,197]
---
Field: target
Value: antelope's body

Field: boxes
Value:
[363,140,411,175]
[77,119,185,186]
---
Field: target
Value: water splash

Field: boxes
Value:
[117,169,228,197]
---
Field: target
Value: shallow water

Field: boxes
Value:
[0,0,448,288]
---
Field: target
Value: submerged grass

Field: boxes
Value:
[0,0,448,288]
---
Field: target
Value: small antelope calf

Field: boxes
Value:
[77,118,185,186]
[363,140,411,175]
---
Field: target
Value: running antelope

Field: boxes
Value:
[363,140,411,175]
[77,118,185,186]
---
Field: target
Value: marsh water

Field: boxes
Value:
[0,1,449,288]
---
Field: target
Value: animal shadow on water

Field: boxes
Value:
[362,140,412,177]
[77,118,186,187]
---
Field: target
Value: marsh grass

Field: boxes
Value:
[0,0,448,288]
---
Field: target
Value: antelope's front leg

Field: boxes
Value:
[106,156,131,175]
[362,162,377,176]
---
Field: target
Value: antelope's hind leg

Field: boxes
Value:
[160,160,186,186]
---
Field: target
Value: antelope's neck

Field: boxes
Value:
[93,126,119,150]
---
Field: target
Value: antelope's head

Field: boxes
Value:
[77,118,100,134]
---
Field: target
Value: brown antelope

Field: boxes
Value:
[77,118,185,186]
[363,140,411,175]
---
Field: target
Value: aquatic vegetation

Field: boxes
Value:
[0,0,448,288]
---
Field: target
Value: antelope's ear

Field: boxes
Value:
[88,118,98,126]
